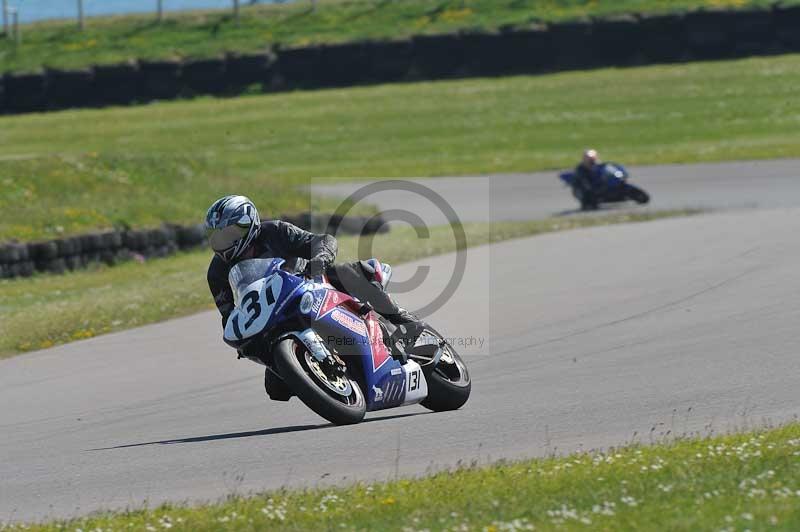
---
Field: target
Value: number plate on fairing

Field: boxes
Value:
[224,274,283,342]
[401,360,428,406]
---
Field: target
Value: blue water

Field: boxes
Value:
[8,1,271,24]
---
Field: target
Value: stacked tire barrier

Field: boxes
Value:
[0,213,389,280]
[1,6,798,114]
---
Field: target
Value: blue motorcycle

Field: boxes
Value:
[222,258,471,425]
[559,162,650,210]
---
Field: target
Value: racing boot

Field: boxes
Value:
[384,307,428,363]
[353,272,422,326]
[385,307,420,326]
[264,367,293,402]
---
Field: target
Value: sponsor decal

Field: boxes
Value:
[299,292,315,314]
[299,329,329,363]
[366,315,391,372]
[391,367,402,375]
[316,290,344,319]
[330,309,368,337]
[311,291,322,313]
[371,348,391,372]
[382,375,406,403]
[372,385,384,402]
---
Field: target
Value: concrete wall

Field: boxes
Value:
[1,6,798,114]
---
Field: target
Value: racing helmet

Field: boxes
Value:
[583,149,599,167]
[205,195,261,262]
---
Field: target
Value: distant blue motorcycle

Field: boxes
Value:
[222,258,471,425]
[559,162,650,210]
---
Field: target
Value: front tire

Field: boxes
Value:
[273,338,366,425]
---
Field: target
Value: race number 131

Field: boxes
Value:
[408,370,420,392]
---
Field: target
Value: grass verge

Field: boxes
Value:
[1,0,791,74]
[7,421,800,530]
[0,209,699,359]
[2,53,799,241]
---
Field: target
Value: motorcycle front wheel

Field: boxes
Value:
[274,338,366,425]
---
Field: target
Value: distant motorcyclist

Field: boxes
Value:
[205,195,419,400]
[559,151,649,209]
[574,149,602,210]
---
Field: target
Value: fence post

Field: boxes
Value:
[11,7,18,45]
[233,0,240,25]
[157,0,163,22]
[77,0,84,30]
[2,0,7,36]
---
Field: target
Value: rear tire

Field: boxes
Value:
[274,338,366,425]
[626,184,650,204]
[409,328,471,412]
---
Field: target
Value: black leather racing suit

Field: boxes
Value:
[206,220,402,328]
[574,163,600,207]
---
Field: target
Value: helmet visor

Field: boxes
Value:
[207,224,248,254]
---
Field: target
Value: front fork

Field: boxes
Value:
[278,328,347,375]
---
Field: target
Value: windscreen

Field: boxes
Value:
[228,258,285,306]
[602,163,625,179]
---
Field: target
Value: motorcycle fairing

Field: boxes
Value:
[400,360,428,406]
[224,258,305,345]
[305,286,429,411]
[224,274,284,342]
[368,359,429,410]
[314,289,360,320]
[222,257,429,412]
[559,162,629,190]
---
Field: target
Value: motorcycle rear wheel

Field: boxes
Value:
[274,338,366,425]
[409,328,471,412]
[625,184,650,204]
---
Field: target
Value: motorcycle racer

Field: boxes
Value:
[574,149,602,210]
[205,195,419,400]
[205,195,419,328]
[206,195,417,322]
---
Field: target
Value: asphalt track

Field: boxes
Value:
[3,161,800,523]
[311,159,800,225]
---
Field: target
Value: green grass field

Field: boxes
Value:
[8,422,800,530]
[1,53,799,241]
[0,0,790,74]
[0,211,698,359]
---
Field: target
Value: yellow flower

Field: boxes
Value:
[381,497,396,505]
[71,329,95,340]
[440,8,473,22]
[413,16,430,28]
